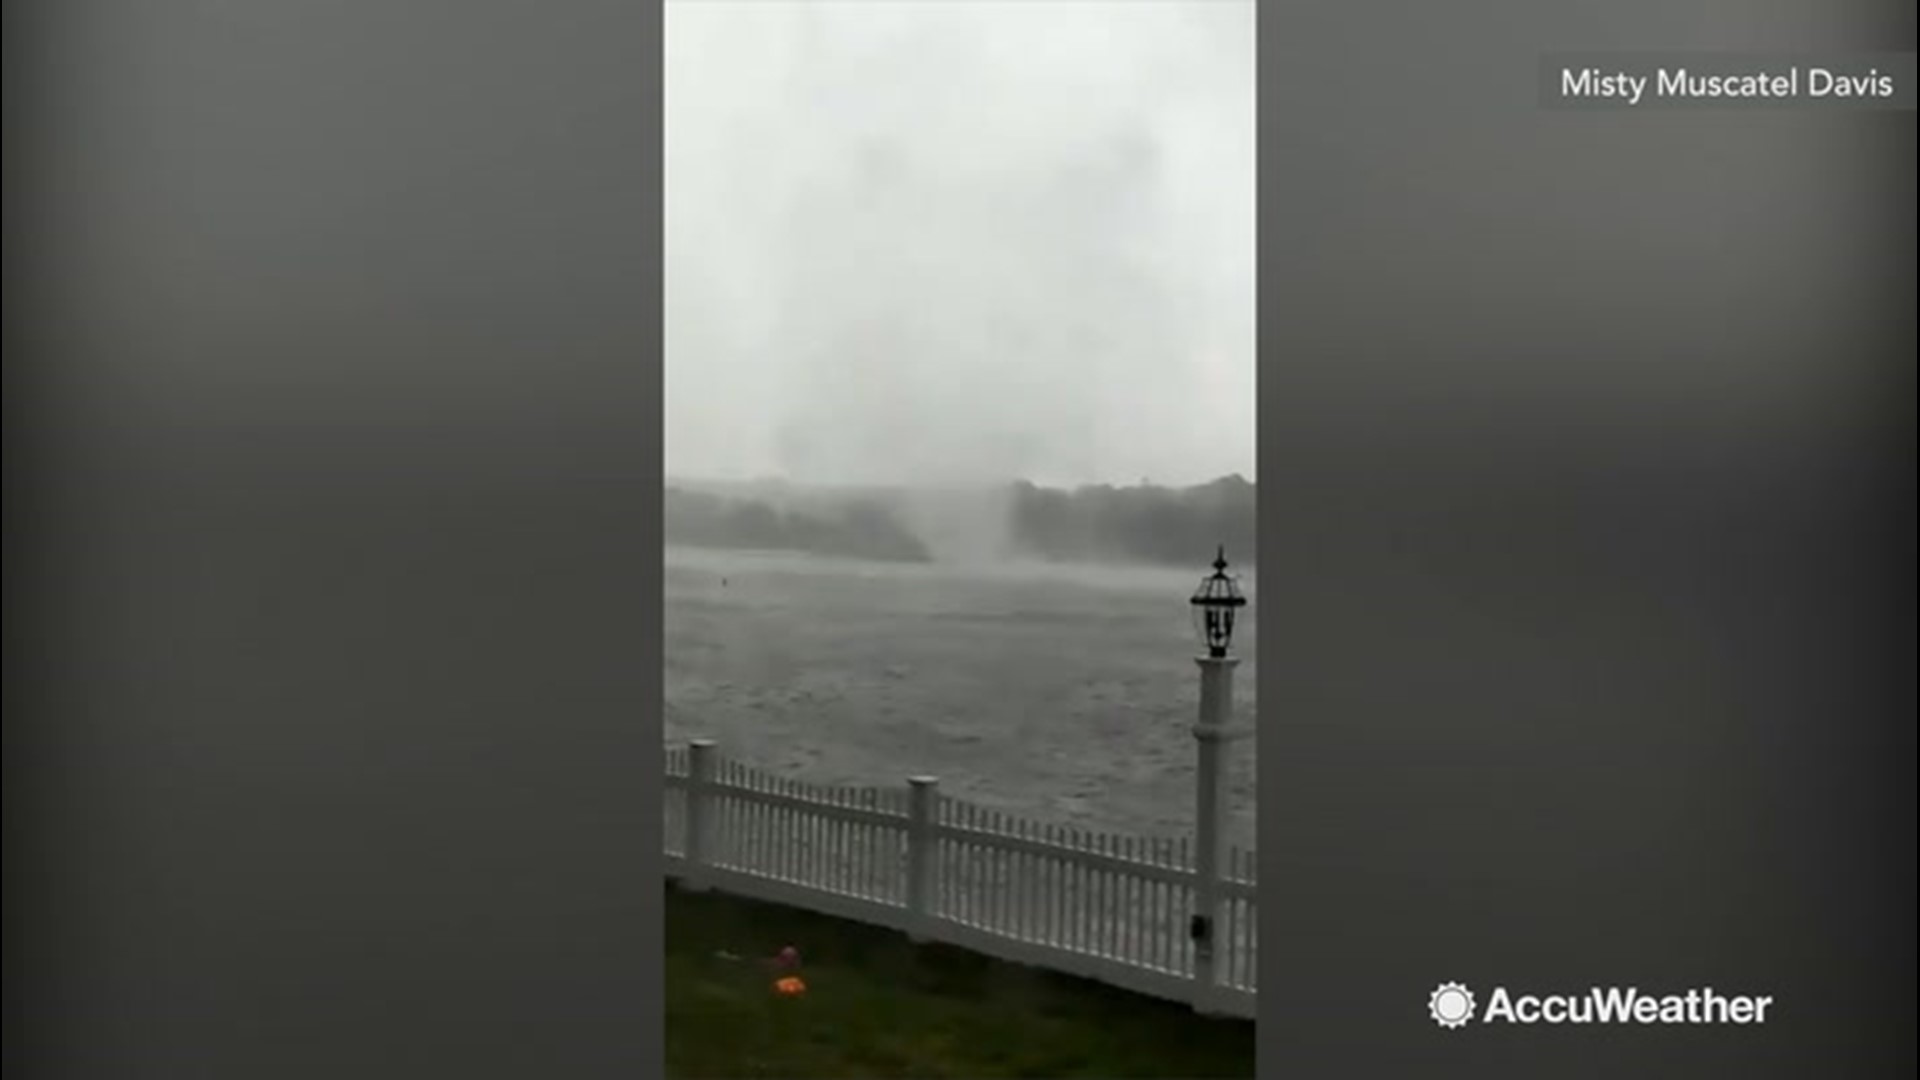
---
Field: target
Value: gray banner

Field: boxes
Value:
[1541,52,1917,110]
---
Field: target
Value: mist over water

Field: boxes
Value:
[666,0,1255,490]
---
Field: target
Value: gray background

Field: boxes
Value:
[1261,2,1914,1078]
[7,3,662,1078]
[5,2,1913,1079]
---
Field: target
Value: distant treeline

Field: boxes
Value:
[666,476,1255,567]
[664,487,932,563]
[1006,475,1255,566]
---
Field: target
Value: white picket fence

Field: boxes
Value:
[663,739,1257,1018]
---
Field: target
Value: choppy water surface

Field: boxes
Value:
[665,546,1258,846]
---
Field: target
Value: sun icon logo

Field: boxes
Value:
[1429,982,1476,1029]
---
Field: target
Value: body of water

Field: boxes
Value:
[665,545,1258,847]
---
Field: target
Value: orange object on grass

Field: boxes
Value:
[773,975,807,996]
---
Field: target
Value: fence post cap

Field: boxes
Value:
[907,775,939,786]
[688,738,718,748]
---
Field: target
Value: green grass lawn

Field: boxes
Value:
[665,882,1255,1079]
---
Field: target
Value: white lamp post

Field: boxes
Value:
[1188,545,1249,1011]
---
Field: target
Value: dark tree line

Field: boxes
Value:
[1006,474,1255,566]
[665,487,932,563]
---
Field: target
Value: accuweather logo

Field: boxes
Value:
[1428,982,1775,1029]
[1429,983,1477,1028]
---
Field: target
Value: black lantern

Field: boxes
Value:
[1190,546,1247,658]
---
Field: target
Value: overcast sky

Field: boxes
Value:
[665,0,1255,489]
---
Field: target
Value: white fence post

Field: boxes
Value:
[683,739,717,892]
[905,775,938,940]
[1190,656,1239,1014]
